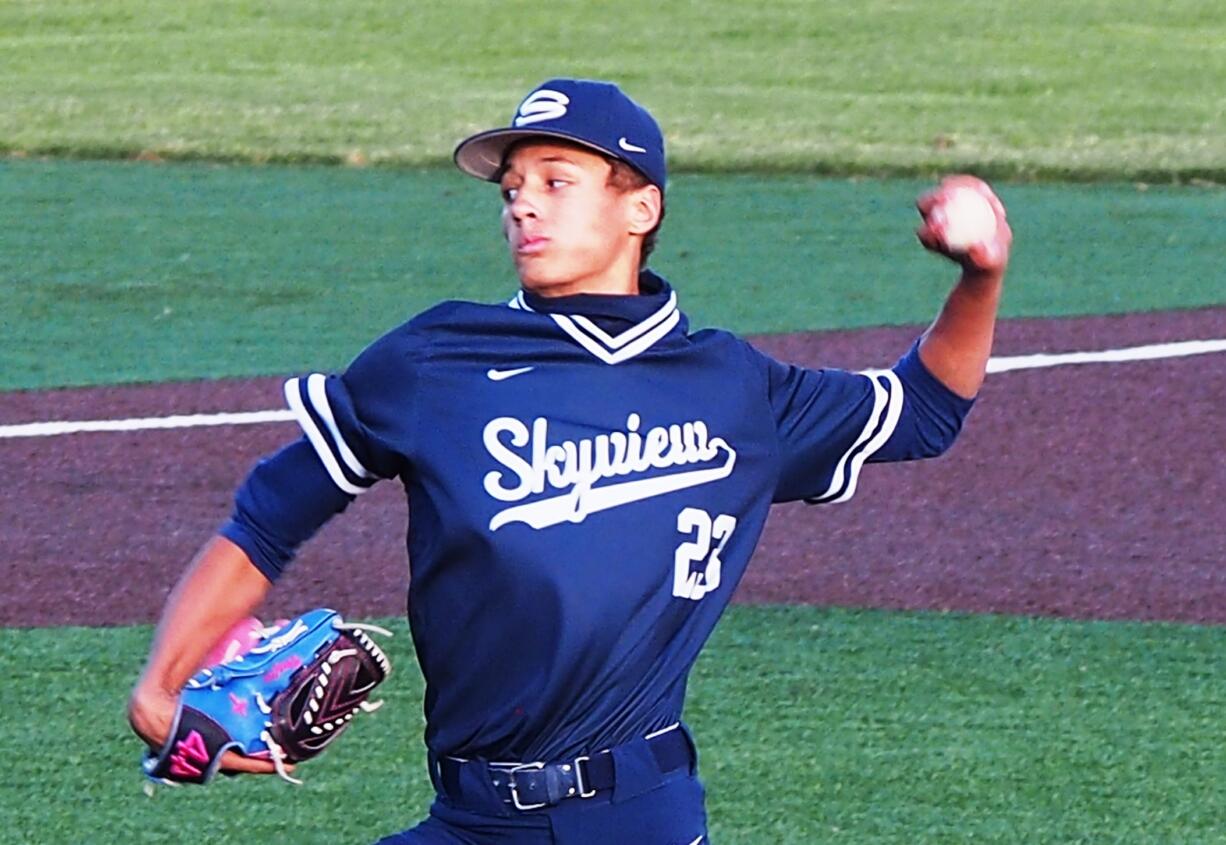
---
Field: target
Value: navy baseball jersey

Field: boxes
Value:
[222,271,971,764]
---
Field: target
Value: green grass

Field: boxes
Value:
[2,0,1225,181]
[3,159,1224,391]
[2,607,1224,844]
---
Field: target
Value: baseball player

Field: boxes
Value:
[129,78,1011,843]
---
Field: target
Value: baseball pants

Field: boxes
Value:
[374,774,707,844]
[373,727,708,844]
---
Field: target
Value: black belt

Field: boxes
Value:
[435,725,693,811]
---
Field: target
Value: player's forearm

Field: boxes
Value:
[129,535,286,775]
[911,175,1012,399]
[131,536,271,701]
[917,267,1004,399]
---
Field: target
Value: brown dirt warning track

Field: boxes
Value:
[2,307,1223,629]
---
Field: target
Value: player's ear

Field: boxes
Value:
[625,184,662,237]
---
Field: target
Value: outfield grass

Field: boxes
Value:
[2,1,1224,181]
[2,607,1224,844]
[3,160,1224,391]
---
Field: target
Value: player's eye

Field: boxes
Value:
[547,179,568,190]
[501,187,519,202]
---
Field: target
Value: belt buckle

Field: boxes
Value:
[508,762,547,811]
[573,755,596,799]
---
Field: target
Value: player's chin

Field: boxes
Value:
[513,259,572,294]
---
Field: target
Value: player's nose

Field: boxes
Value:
[507,188,540,222]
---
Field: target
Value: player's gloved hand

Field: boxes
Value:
[129,684,285,777]
[916,175,1012,275]
[130,616,293,779]
[134,609,391,786]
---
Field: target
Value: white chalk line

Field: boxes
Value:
[1,410,295,439]
[2,338,1224,440]
[985,338,1226,373]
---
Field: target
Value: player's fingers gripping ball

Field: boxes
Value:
[916,175,1012,273]
[142,609,392,786]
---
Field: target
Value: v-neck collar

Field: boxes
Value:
[508,271,684,365]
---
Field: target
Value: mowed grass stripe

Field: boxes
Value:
[3,160,1224,391]
[1,607,1223,844]
[2,0,1224,180]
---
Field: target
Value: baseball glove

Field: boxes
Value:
[142,608,392,786]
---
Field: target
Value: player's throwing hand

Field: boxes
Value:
[916,175,1012,274]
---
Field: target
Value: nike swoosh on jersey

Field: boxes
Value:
[617,136,647,154]
[486,366,535,381]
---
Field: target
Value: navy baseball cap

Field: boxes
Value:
[453,78,666,190]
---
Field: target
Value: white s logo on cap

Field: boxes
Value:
[514,90,570,126]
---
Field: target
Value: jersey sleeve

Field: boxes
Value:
[220,324,422,579]
[219,437,354,581]
[870,340,976,463]
[759,339,974,504]
[282,326,419,494]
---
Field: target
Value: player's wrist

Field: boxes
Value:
[127,682,178,746]
[957,263,1007,287]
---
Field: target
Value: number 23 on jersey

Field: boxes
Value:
[673,507,737,601]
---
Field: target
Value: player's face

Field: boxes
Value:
[499,142,659,297]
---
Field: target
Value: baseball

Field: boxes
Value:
[939,187,997,251]
[203,616,266,666]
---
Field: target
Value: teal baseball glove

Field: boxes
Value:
[142,608,392,785]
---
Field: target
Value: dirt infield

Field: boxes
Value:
[3,307,1223,628]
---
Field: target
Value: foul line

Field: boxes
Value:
[2,338,1224,440]
[985,338,1226,374]
[0,410,295,439]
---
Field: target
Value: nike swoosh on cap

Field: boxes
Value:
[618,137,647,154]
[486,366,535,381]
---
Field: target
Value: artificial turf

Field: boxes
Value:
[2,607,1224,844]
[3,160,1223,391]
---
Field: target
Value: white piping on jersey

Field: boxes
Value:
[507,290,681,364]
[567,291,678,350]
[303,374,376,482]
[551,309,681,365]
[644,722,680,740]
[808,369,904,504]
[283,376,371,496]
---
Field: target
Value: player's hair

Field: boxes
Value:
[498,140,665,266]
[604,158,665,264]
